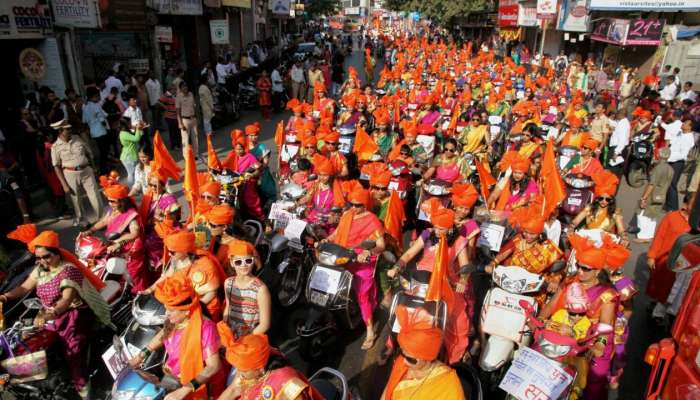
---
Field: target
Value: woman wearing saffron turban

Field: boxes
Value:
[487,151,540,211]
[380,307,465,400]
[323,187,385,350]
[128,276,224,400]
[4,225,112,398]
[139,166,181,272]
[570,170,629,246]
[217,326,323,399]
[85,180,154,293]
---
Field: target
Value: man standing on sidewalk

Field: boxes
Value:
[291,61,306,101]
[82,87,110,173]
[664,116,696,211]
[159,85,181,150]
[198,75,215,135]
[176,81,200,158]
[50,119,103,227]
[270,65,285,112]
[145,70,163,131]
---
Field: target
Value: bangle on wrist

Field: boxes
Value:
[190,378,201,391]
[142,347,152,358]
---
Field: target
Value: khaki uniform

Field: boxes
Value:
[51,136,103,223]
[176,92,199,156]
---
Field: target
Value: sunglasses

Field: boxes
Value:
[305,146,316,149]
[326,142,338,146]
[471,118,480,122]
[444,148,456,153]
[371,186,388,191]
[350,203,364,208]
[400,349,418,365]
[231,257,255,266]
[578,265,593,272]
[201,194,216,200]
[108,199,119,204]
[35,254,53,261]
[569,311,587,317]
[597,197,612,202]
[208,222,226,229]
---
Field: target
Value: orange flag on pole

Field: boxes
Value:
[353,126,379,161]
[153,131,181,181]
[475,159,496,202]
[384,190,405,251]
[425,234,455,311]
[540,139,566,217]
[273,120,284,148]
[446,103,461,137]
[183,145,199,213]
[206,135,222,170]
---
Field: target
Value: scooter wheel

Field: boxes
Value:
[626,162,648,188]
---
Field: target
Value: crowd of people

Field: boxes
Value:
[0,18,699,400]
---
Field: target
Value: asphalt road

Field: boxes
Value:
[39,43,654,400]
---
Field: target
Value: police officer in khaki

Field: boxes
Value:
[50,119,103,226]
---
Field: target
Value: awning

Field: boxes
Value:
[669,25,700,41]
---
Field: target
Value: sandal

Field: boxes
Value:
[361,332,377,350]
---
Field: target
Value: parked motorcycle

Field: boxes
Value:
[238,77,259,110]
[625,132,653,188]
[559,174,594,225]
[213,83,240,126]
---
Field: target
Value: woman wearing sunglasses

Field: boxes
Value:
[142,230,226,323]
[371,109,396,157]
[422,138,462,184]
[323,187,385,350]
[570,170,628,246]
[139,167,180,272]
[85,181,153,293]
[488,151,539,211]
[321,130,349,178]
[298,159,338,228]
[222,241,271,338]
[381,307,465,400]
[204,204,260,272]
[458,113,488,156]
[567,137,604,177]
[4,225,112,399]
[540,234,630,400]
[186,181,221,237]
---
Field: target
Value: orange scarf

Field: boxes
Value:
[334,209,356,247]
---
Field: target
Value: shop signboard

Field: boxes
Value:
[556,0,589,32]
[498,0,518,27]
[536,0,557,20]
[592,17,664,46]
[589,0,700,11]
[155,25,173,43]
[271,0,290,15]
[591,18,629,45]
[517,2,537,27]
[128,59,149,73]
[222,0,252,8]
[209,19,228,44]
[0,0,53,39]
[154,0,204,15]
[52,0,100,28]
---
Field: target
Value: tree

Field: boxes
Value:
[305,0,342,18]
[384,0,494,26]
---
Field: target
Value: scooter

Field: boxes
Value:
[559,174,594,225]
[109,335,168,400]
[309,367,354,400]
[479,266,545,384]
[120,294,166,372]
[295,241,376,361]
[238,77,259,110]
[625,132,653,188]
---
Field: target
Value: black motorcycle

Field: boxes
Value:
[625,132,654,188]
[238,77,259,110]
[213,83,240,126]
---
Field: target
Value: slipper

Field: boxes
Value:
[361,333,377,350]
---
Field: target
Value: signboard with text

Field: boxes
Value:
[155,25,173,43]
[498,0,518,27]
[500,347,573,400]
[52,0,100,28]
[517,2,537,27]
[556,0,589,32]
[0,0,53,39]
[153,0,203,15]
[536,0,557,20]
[210,19,229,44]
[222,0,252,8]
[591,17,664,46]
[589,0,700,11]
[591,18,629,46]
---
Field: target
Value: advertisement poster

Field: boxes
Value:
[589,0,700,11]
[222,0,252,8]
[556,0,589,32]
[52,0,100,28]
[154,0,203,15]
[498,0,519,27]
[0,0,53,39]
[536,0,557,20]
[155,25,173,43]
[517,2,538,27]
[210,19,229,45]
[271,0,290,15]
[591,18,629,46]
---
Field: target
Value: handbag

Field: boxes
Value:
[1,350,48,383]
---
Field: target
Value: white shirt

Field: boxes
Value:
[668,130,696,163]
[145,78,162,106]
[678,89,698,103]
[247,55,258,68]
[662,120,683,141]
[608,117,630,154]
[122,106,143,128]
[104,75,124,95]
[271,69,284,93]
[216,63,229,84]
[660,82,678,101]
[545,219,561,246]
[291,65,305,83]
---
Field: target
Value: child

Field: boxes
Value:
[609,275,637,389]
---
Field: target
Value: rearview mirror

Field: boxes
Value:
[22,298,42,310]
[359,240,376,250]
[549,260,566,273]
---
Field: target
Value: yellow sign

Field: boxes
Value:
[223,0,251,8]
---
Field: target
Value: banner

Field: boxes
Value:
[536,0,557,19]
[591,18,629,46]
[591,17,664,46]
[498,0,518,27]
[500,347,573,400]
[153,0,203,15]
[155,25,172,43]
[52,0,99,28]
[210,19,229,44]
[556,0,589,32]
[0,0,53,39]
[222,0,251,8]
[589,0,700,11]
[271,0,290,15]
[517,2,537,27]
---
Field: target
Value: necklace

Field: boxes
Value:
[403,364,436,398]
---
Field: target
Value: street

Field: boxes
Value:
[37,45,655,400]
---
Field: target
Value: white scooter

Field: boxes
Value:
[479,266,545,375]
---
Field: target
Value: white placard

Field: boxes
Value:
[488,115,502,125]
[499,347,573,400]
[309,266,343,295]
[281,144,299,162]
[210,19,229,45]
[52,0,99,28]
[477,222,506,251]
[490,125,501,135]
[283,218,307,241]
[268,202,293,222]
[155,26,173,43]
[101,337,130,379]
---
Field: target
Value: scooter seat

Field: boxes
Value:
[100,280,122,304]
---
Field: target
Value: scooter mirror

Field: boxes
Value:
[22,298,42,310]
[359,240,376,250]
[549,260,566,273]
[382,251,397,264]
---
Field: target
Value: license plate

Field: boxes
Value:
[309,291,329,306]
[637,147,647,153]
[277,261,289,273]
[568,198,582,206]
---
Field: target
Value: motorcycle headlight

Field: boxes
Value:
[318,252,337,266]
[539,338,571,359]
[133,306,165,326]
[501,278,525,293]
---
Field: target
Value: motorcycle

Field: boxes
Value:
[109,335,169,400]
[309,367,354,400]
[120,294,166,371]
[213,83,240,126]
[295,241,377,361]
[75,233,133,327]
[479,266,545,386]
[238,77,259,110]
[625,132,653,188]
[559,174,594,225]
[0,298,80,399]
